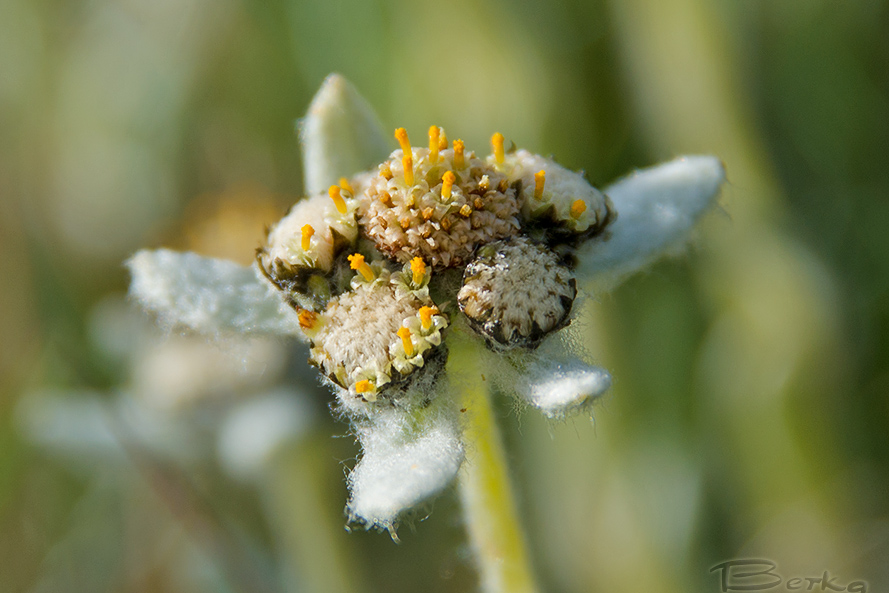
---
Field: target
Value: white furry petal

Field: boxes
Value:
[346,403,465,532]
[127,249,299,336]
[299,73,390,195]
[579,155,725,284]
[515,358,612,419]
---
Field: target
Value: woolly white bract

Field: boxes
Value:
[127,73,725,532]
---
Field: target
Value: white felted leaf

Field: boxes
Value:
[127,249,299,336]
[346,403,465,532]
[515,357,612,419]
[217,389,315,482]
[299,73,391,195]
[579,155,725,284]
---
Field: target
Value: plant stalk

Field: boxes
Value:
[451,333,540,593]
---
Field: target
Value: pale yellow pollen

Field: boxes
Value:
[300,224,314,251]
[421,207,433,220]
[355,380,374,394]
[570,199,587,219]
[402,154,414,185]
[339,177,353,194]
[418,306,437,331]
[438,129,448,151]
[453,140,465,169]
[348,253,375,282]
[459,204,472,217]
[297,309,317,330]
[410,257,426,285]
[397,326,414,357]
[428,126,440,163]
[491,132,505,164]
[441,170,456,200]
[395,127,411,154]
[328,185,347,214]
[534,170,546,200]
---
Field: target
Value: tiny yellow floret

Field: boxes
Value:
[410,257,426,285]
[453,140,465,169]
[339,177,353,194]
[402,154,414,185]
[428,126,440,163]
[418,306,437,331]
[395,127,411,155]
[348,253,375,282]
[570,199,587,219]
[297,309,317,330]
[380,162,393,180]
[459,204,472,217]
[441,170,456,200]
[397,326,414,357]
[355,380,374,394]
[379,191,393,207]
[328,185,347,214]
[491,132,505,164]
[438,128,448,151]
[300,224,314,251]
[534,170,546,200]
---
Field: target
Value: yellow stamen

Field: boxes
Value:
[397,326,414,357]
[410,257,426,285]
[438,128,448,151]
[395,127,411,155]
[453,140,465,169]
[459,204,472,217]
[418,306,437,331]
[491,132,504,164]
[355,380,374,394]
[339,177,353,195]
[348,253,375,282]
[402,154,414,185]
[328,185,347,214]
[380,162,393,180]
[428,126,440,163]
[534,170,546,200]
[300,224,314,251]
[297,309,317,330]
[441,170,456,200]
[570,199,587,219]
[379,191,393,207]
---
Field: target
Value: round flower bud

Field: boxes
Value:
[358,146,521,269]
[258,189,359,311]
[308,275,448,401]
[495,149,616,243]
[458,237,576,350]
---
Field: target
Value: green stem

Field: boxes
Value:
[451,333,540,593]
[262,436,366,593]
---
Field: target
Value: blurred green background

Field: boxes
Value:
[2,0,888,591]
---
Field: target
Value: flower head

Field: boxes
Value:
[127,73,725,533]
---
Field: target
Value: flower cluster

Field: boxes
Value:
[127,74,726,532]
[256,124,618,413]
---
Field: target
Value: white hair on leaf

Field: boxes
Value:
[514,357,612,419]
[126,249,299,337]
[299,73,391,196]
[346,399,465,534]
[579,155,726,287]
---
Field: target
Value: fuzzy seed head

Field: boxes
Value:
[359,146,520,268]
[458,236,577,349]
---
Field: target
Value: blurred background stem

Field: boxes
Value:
[451,333,539,593]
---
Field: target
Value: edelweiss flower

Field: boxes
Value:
[128,74,725,532]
